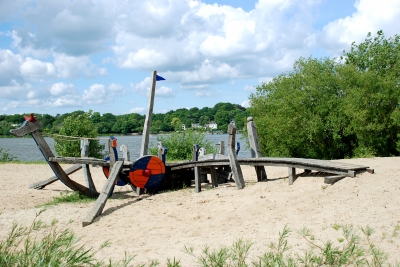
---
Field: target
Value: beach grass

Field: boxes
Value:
[2,212,398,267]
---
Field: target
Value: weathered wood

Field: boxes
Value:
[140,70,157,157]
[29,164,82,189]
[210,167,218,188]
[367,168,374,174]
[288,167,296,185]
[247,117,267,182]
[198,154,229,160]
[194,166,201,193]
[218,141,225,155]
[120,144,130,161]
[227,124,245,189]
[49,156,109,166]
[324,175,346,185]
[31,131,99,198]
[82,161,123,227]
[81,139,96,191]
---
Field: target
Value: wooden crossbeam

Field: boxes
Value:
[82,161,123,227]
[29,164,82,190]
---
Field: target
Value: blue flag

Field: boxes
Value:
[156,75,165,81]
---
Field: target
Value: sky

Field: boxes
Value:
[0,0,399,116]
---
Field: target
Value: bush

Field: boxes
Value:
[149,130,217,161]
[54,111,105,158]
[0,147,18,162]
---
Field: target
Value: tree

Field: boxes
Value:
[249,31,400,159]
[54,111,105,158]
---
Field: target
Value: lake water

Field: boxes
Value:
[0,134,250,162]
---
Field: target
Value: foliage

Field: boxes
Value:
[149,130,218,160]
[54,111,105,158]
[250,31,400,159]
[0,147,19,162]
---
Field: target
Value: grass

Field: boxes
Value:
[1,216,399,267]
[38,191,97,207]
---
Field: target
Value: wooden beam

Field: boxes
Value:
[31,131,99,198]
[227,124,245,189]
[82,161,123,227]
[81,139,96,191]
[140,70,157,157]
[210,167,218,188]
[247,117,267,182]
[29,164,82,190]
[324,175,346,185]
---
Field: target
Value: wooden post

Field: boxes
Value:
[81,139,96,191]
[247,117,267,182]
[288,167,296,185]
[193,144,201,193]
[218,141,225,155]
[120,144,130,161]
[31,130,99,198]
[227,124,245,189]
[140,70,157,157]
[82,161,123,227]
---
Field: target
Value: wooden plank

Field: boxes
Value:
[227,124,245,189]
[32,131,99,198]
[324,175,346,185]
[82,161,123,227]
[140,70,157,157]
[247,117,267,182]
[288,167,296,185]
[194,166,201,193]
[367,168,374,174]
[210,167,218,188]
[29,164,82,189]
[49,156,109,166]
[81,139,96,191]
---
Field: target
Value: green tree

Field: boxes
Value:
[54,111,105,158]
[249,31,400,159]
[149,130,217,160]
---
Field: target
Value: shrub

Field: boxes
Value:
[0,147,18,162]
[149,130,217,161]
[54,111,105,158]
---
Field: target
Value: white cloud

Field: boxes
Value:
[157,86,176,98]
[20,57,56,80]
[0,49,23,85]
[82,84,107,104]
[108,83,125,93]
[131,77,175,98]
[241,99,250,108]
[195,90,218,98]
[1,101,20,111]
[130,107,145,113]
[50,82,76,96]
[319,0,400,54]
[46,97,81,108]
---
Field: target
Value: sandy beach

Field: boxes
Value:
[1,157,400,265]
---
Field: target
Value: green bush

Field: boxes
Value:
[54,111,105,158]
[0,147,18,162]
[149,130,217,161]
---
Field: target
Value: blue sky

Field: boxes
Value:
[0,0,399,116]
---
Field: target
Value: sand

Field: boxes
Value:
[1,157,400,265]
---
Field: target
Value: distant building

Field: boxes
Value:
[191,123,203,129]
[230,120,235,125]
[180,124,186,130]
[208,121,218,129]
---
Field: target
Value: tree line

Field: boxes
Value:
[0,102,249,136]
[249,31,400,159]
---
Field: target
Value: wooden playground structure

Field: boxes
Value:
[10,71,373,227]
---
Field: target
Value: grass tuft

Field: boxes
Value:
[39,191,96,207]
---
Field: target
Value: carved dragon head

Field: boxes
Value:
[9,113,41,137]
